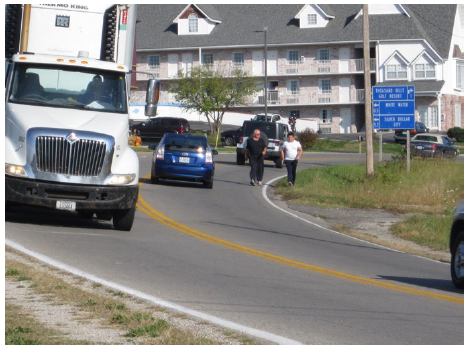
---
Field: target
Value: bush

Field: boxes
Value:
[297,128,318,149]
[128,134,142,146]
[447,127,464,142]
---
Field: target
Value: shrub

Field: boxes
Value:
[447,127,464,142]
[128,134,142,146]
[297,128,318,149]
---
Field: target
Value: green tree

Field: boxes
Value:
[169,65,259,142]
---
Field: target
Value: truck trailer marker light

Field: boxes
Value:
[69,60,76,63]
[117,66,124,70]
[19,56,27,60]
[81,61,88,64]
[5,164,27,177]
[57,59,64,62]
[109,174,136,185]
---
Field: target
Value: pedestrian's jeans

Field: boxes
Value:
[249,154,264,181]
[284,159,298,185]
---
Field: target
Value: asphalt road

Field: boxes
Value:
[5,152,464,344]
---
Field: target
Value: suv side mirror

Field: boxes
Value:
[145,79,160,117]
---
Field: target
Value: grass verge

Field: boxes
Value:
[275,158,463,252]
[5,254,254,345]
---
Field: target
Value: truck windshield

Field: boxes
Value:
[8,63,127,113]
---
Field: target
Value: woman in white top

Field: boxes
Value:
[280,132,303,186]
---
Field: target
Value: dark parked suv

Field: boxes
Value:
[131,117,190,140]
[236,120,289,168]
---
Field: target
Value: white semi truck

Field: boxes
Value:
[5,4,159,231]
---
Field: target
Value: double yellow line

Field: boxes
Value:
[137,180,463,305]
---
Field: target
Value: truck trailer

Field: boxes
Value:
[5,4,159,231]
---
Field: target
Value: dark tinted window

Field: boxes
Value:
[164,136,207,152]
[169,119,179,126]
[244,123,277,138]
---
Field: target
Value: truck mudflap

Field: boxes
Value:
[5,176,138,211]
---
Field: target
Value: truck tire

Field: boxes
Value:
[451,230,464,289]
[224,136,234,146]
[236,153,245,165]
[113,207,135,231]
[275,157,283,168]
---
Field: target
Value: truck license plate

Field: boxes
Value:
[56,200,76,211]
[179,157,190,163]
[417,146,423,150]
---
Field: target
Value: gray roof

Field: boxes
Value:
[136,4,457,59]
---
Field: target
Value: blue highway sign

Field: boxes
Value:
[373,86,415,130]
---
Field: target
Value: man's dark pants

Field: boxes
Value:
[284,159,298,184]
[249,154,264,181]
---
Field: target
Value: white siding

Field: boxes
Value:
[299,5,329,28]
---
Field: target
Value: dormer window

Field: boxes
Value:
[308,14,317,25]
[387,64,407,80]
[189,13,198,33]
[415,63,435,79]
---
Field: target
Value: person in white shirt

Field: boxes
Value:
[280,132,303,186]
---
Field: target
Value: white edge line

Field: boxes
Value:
[262,175,447,265]
[5,238,302,345]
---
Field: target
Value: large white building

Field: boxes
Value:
[132,4,464,133]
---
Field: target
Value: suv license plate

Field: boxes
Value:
[417,146,423,150]
[179,157,190,163]
[56,200,76,211]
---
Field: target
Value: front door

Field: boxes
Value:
[253,50,264,76]
[267,50,278,75]
[339,78,351,103]
[339,47,350,73]
[340,108,352,133]
[168,54,179,78]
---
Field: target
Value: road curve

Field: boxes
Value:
[5,152,464,344]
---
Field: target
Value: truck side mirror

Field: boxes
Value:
[145,79,160,117]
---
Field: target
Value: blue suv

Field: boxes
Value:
[149,134,218,189]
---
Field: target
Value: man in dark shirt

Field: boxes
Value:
[245,129,267,186]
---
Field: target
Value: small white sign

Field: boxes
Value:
[56,201,76,211]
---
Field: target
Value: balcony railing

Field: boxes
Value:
[250,89,366,106]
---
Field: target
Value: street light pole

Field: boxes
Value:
[263,27,268,117]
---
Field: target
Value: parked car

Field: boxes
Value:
[236,120,289,168]
[394,122,429,143]
[408,133,458,159]
[221,127,243,146]
[149,133,217,189]
[132,117,190,140]
[252,113,282,122]
[450,201,464,289]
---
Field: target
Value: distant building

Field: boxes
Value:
[133,4,464,133]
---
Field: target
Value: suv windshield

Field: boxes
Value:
[8,63,127,113]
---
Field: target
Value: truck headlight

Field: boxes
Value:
[5,164,27,177]
[108,174,136,185]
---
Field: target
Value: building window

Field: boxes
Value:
[386,64,407,80]
[232,52,244,67]
[290,110,300,118]
[456,60,464,90]
[419,106,438,129]
[287,50,299,64]
[320,109,332,123]
[287,80,300,94]
[319,49,330,62]
[202,53,213,65]
[189,13,198,33]
[147,55,160,69]
[307,14,317,25]
[319,79,331,94]
[415,63,435,79]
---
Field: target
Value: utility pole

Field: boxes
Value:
[363,4,374,177]
[264,27,268,117]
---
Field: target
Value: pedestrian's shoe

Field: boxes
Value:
[258,181,263,186]
[250,179,256,186]
[288,181,292,186]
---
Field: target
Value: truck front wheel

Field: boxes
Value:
[113,207,135,231]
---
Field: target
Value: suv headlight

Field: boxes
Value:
[5,164,27,177]
[108,174,136,185]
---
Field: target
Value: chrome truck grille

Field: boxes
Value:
[36,136,107,177]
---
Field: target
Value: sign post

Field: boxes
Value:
[372,86,415,172]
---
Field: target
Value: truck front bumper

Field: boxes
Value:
[6,176,138,211]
